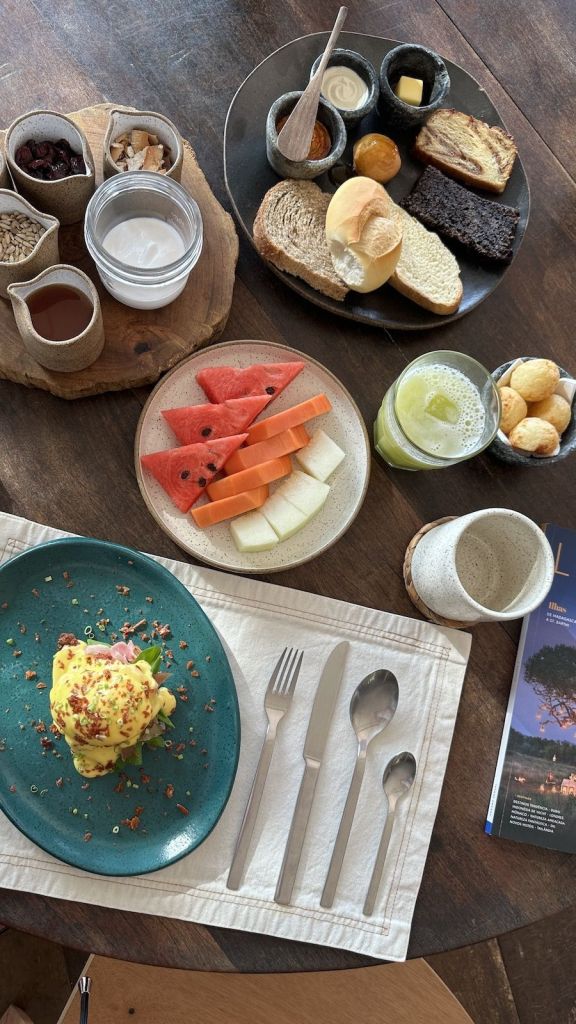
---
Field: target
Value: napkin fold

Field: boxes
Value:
[0,513,471,961]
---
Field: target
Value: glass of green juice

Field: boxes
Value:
[374,351,501,470]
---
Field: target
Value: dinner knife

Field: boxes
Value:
[274,640,349,905]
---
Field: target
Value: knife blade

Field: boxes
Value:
[274,640,348,905]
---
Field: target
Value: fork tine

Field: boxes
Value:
[277,647,298,693]
[267,647,288,693]
[285,650,303,696]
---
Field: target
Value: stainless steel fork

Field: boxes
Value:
[227,647,303,890]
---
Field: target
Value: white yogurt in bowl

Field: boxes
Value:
[84,172,203,309]
[321,66,369,111]
[102,217,186,269]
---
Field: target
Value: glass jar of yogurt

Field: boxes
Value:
[84,171,203,309]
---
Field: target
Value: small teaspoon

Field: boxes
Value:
[363,751,417,917]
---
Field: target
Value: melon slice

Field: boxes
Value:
[191,486,269,528]
[230,511,279,552]
[140,434,247,512]
[162,395,271,445]
[207,456,292,502]
[246,393,332,445]
[277,470,330,517]
[224,424,309,475]
[196,362,305,403]
[260,492,309,541]
[295,429,345,482]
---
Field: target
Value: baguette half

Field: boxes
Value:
[253,180,349,301]
[389,205,463,315]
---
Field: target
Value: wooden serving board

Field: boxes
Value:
[0,103,238,399]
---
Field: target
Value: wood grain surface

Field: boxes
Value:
[0,103,238,398]
[0,0,575,974]
[56,955,473,1024]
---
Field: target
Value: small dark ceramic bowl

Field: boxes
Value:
[379,43,450,131]
[489,358,576,466]
[309,48,379,127]
[266,91,346,180]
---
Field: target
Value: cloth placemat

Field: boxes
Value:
[0,512,471,961]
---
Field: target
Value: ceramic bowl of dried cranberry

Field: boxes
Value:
[5,110,95,225]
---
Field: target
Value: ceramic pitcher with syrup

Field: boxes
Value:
[8,264,105,372]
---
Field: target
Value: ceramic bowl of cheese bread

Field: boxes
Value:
[490,358,576,466]
[224,31,529,330]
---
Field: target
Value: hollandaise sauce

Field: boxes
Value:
[50,641,176,777]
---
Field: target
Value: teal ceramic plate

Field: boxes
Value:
[0,538,240,875]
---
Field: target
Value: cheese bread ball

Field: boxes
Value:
[528,394,571,435]
[499,386,527,435]
[509,359,560,402]
[508,417,559,456]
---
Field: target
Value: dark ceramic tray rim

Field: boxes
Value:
[223,30,531,332]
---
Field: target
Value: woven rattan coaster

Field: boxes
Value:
[403,517,470,630]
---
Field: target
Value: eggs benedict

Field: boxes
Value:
[50,638,176,778]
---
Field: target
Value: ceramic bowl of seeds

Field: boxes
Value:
[0,189,60,299]
[103,107,183,182]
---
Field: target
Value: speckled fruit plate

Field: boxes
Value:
[135,340,370,573]
[0,537,240,875]
[224,30,530,330]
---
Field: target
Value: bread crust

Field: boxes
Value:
[413,108,517,194]
[389,272,462,315]
[253,181,349,302]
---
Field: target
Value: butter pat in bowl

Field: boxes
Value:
[379,44,450,130]
[84,172,203,310]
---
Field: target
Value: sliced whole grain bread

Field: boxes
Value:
[401,166,520,263]
[413,108,517,194]
[253,180,349,301]
[389,205,463,315]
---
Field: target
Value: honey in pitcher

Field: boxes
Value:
[26,284,94,342]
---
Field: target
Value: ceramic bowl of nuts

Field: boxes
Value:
[489,357,576,465]
[0,189,60,299]
[5,109,95,225]
[103,107,183,182]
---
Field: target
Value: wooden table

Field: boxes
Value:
[0,0,575,973]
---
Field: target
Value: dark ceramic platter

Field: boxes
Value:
[224,31,530,331]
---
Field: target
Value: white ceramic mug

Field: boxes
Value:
[410,509,554,624]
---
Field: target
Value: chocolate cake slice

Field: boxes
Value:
[401,165,520,262]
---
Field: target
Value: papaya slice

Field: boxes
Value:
[207,456,292,502]
[191,486,269,528]
[224,425,309,476]
[246,394,331,445]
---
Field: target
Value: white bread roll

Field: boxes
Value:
[325,177,403,292]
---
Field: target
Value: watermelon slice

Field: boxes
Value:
[196,362,305,403]
[141,434,247,513]
[162,395,271,446]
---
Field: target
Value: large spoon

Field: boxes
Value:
[363,751,417,917]
[276,6,348,162]
[320,669,399,908]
